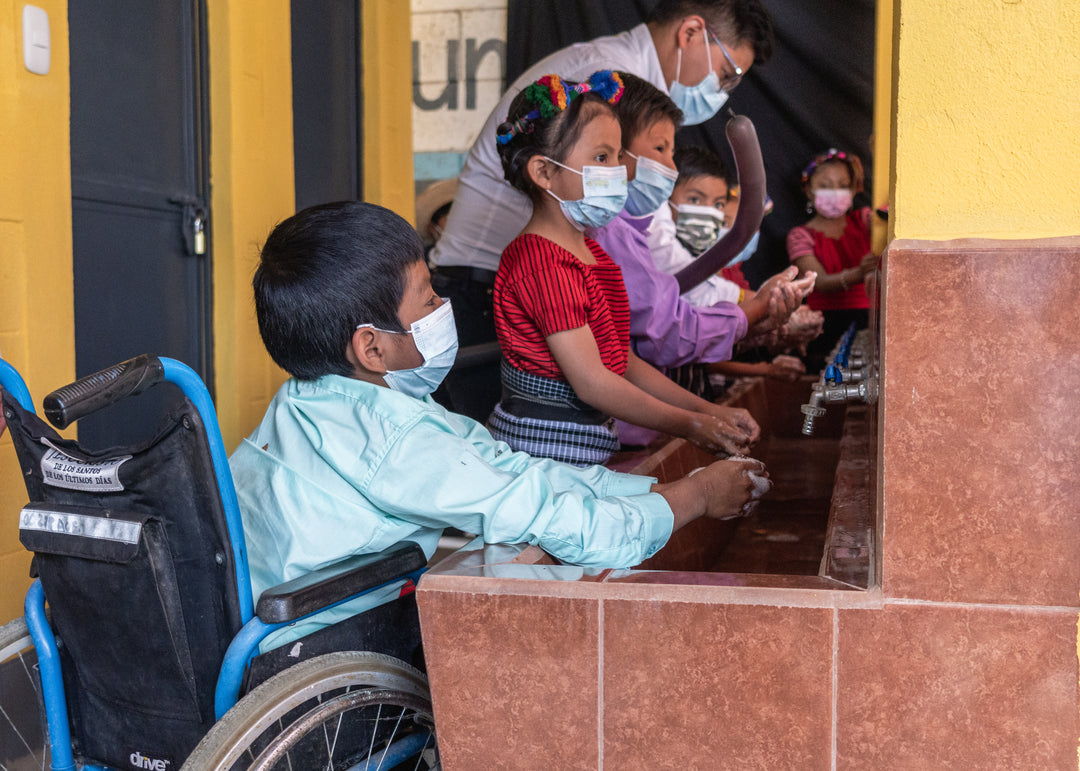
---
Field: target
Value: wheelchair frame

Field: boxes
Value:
[1,356,432,770]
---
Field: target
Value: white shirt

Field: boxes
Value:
[430,24,667,273]
[646,203,743,306]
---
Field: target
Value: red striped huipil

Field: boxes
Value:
[494,233,631,381]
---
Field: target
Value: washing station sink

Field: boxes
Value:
[613,374,873,586]
[416,353,879,768]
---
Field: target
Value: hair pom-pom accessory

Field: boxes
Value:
[525,75,567,117]
[586,70,624,104]
[498,71,623,147]
[542,74,569,111]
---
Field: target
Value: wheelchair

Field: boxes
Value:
[0,355,439,770]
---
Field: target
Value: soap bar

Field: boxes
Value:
[689,456,772,518]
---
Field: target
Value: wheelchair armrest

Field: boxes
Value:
[255,541,427,624]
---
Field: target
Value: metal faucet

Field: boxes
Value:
[800,326,878,436]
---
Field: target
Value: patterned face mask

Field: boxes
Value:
[543,157,628,231]
[674,203,726,255]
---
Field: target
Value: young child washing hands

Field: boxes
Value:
[229,200,771,647]
[488,71,760,466]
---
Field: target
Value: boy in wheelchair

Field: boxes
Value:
[0,200,768,770]
[233,200,769,647]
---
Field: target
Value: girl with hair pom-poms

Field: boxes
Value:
[488,70,762,472]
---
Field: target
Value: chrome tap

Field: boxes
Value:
[800,326,878,436]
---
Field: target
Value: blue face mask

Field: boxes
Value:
[357,300,458,398]
[668,32,729,126]
[624,153,679,217]
[725,229,760,267]
[544,157,628,230]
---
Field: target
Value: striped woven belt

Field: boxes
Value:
[498,361,609,425]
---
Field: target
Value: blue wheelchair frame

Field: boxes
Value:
[1,357,426,771]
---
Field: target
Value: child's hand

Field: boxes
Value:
[778,306,824,354]
[689,456,771,520]
[685,410,754,455]
[793,270,817,298]
[859,252,879,275]
[703,403,760,443]
[766,355,806,381]
[744,266,802,332]
[760,266,802,317]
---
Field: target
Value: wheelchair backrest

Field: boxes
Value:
[3,387,242,769]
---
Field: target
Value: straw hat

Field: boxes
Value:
[415,177,458,245]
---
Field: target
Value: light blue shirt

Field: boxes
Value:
[230,375,673,647]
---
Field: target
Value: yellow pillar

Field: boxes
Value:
[893,0,1080,239]
[207,0,296,452]
[870,0,895,254]
[0,1,75,622]
[362,0,415,220]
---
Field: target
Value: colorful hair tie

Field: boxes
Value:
[496,112,539,145]
[496,71,625,146]
[801,148,864,192]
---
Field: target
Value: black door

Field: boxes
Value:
[69,1,211,449]
[291,0,363,209]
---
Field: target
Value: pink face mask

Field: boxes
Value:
[813,189,853,218]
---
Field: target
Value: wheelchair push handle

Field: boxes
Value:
[43,354,165,429]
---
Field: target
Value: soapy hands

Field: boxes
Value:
[685,403,760,455]
[689,456,771,520]
[742,267,817,338]
[653,454,771,528]
[776,305,824,355]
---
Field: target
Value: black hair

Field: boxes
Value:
[496,83,618,204]
[646,0,774,64]
[673,145,729,187]
[253,201,424,381]
[613,72,683,147]
[430,201,453,225]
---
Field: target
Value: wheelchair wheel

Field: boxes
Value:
[0,616,50,770]
[183,650,438,770]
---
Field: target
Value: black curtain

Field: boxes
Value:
[506,0,876,287]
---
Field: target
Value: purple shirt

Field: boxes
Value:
[589,211,748,369]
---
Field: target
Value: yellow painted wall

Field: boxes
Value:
[208,0,295,452]
[0,1,298,622]
[870,0,894,255]
[892,0,1080,239]
[0,1,75,622]
[362,0,415,220]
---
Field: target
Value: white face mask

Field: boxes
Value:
[357,300,458,398]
